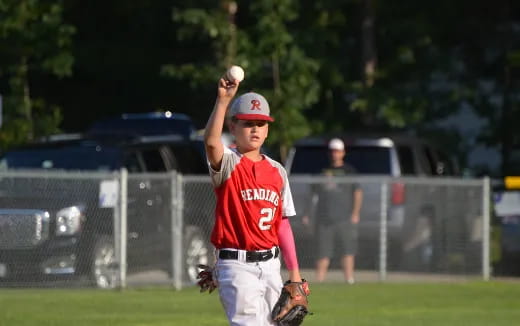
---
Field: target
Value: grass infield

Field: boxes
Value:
[0,281,519,325]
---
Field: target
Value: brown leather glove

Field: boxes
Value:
[271,279,310,325]
[196,264,217,294]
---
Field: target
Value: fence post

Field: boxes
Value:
[118,168,128,289]
[171,172,184,290]
[379,181,388,281]
[482,176,491,281]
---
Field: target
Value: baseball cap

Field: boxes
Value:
[328,138,345,151]
[229,92,274,122]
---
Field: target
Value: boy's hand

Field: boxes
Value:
[217,77,239,101]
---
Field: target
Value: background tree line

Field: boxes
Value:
[0,0,518,175]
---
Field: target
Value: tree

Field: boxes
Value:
[296,0,519,174]
[0,0,75,150]
[162,0,320,161]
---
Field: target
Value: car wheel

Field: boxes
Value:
[184,225,210,284]
[91,235,118,289]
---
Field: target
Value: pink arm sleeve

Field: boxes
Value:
[278,217,299,270]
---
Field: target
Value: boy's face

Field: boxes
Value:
[230,119,269,151]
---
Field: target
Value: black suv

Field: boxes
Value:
[0,115,213,288]
[285,134,478,271]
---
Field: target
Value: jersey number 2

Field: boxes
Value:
[258,207,276,230]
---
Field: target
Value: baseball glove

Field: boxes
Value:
[271,279,310,326]
[196,264,217,294]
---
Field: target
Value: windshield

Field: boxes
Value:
[0,145,122,171]
[289,146,391,174]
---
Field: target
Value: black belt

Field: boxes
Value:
[219,247,280,262]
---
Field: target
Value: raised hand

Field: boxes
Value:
[217,77,239,101]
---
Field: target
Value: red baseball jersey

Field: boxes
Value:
[209,146,296,251]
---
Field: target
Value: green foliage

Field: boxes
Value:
[0,0,75,150]
[0,0,75,76]
[291,0,520,174]
[0,0,517,173]
[162,0,519,168]
[162,3,237,84]
[163,0,320,160]
[240,0,320,159]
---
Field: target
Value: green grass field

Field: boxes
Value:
[0,281,519,326]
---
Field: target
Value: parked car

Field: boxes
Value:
[87,111,196,138]
[285,134,479,272]
[0,114,212,288]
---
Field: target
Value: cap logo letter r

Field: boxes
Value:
[250,99,261,111]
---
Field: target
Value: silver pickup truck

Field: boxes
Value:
[285,134,481,272]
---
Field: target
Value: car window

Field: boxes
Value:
[168,144,207,174]
[346,146,392,174]
[140,148,167,172]
[289,147,330,174]
[417,145,435,175]
[432,148,456,176]
[396,146,416,175]
[88,117,195,138]
[123,152,143,173]
[290,145,391,174]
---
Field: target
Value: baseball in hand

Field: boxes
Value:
[226,65,245,83]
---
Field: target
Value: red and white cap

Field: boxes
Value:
[229,92,274,122]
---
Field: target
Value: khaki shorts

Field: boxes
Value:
[317,220,358,259]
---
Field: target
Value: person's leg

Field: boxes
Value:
[216,258,266,325]
[338,221,358,283]
[263,257,283,325]
[315,256,330,282]
[315,224,334,282]
[341,254,355,284]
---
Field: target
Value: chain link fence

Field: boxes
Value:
[0,170,119,288]
[0,170,490,289]
[289,176,490,282]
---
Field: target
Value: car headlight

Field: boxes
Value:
[56,206,84,236]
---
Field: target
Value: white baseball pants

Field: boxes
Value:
[215,251,283,326]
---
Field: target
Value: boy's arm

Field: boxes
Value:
[204,77,239,170]
[278,217,302,282]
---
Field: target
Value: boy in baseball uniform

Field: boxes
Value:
[203,75,304,325]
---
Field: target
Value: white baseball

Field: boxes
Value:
[226,65,245,82]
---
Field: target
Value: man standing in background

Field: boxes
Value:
[312,138,363,283]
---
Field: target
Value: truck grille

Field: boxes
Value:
[0,209,50,249]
